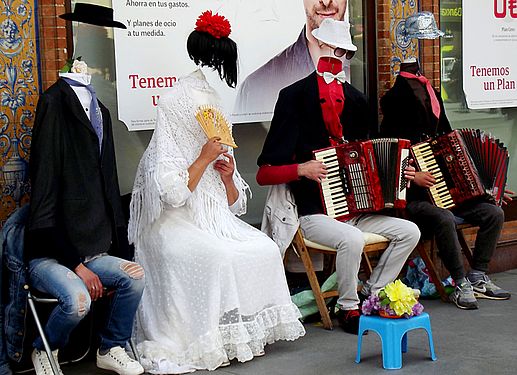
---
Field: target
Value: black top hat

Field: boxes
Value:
[59,3,126,29]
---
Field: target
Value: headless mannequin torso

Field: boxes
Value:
[399,59,438,126]
[400,59,420,75]
[59,71,92,119]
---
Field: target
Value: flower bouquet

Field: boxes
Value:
[361,280,424,318]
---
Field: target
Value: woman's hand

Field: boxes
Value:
[214,153,239,205]
[298,160,327,182]
[188,137,226,192]
[214,153,235,185]
[413,171,436,188]
[199,137,226,164]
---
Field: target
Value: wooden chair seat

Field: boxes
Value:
[304,232,389,251]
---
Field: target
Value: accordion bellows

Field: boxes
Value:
[411,128,509,209]
[195,105,238,148]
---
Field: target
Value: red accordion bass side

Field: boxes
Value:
[411,129,509,210]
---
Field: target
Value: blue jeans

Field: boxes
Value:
[407,200,504,280]
[1,248,13,375]
[28,255,144,351]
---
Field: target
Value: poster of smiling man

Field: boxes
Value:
[114,0,308,130]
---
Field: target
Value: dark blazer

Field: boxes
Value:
[258,71,373,216]
[259,71,372,166]
[380,74,451,144]
[27,78,129,268]
[380,74,452,202]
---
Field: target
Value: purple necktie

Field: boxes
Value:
[62,77,103,152]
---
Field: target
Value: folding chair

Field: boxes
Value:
[24,288,139,375]
[12,289,93,374]
[290,227,390,330]
[26,291,71,374]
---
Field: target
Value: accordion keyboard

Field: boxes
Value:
[314,148,350,218]
[411,142,455,209]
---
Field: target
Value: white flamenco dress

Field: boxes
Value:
[128,70,305,374]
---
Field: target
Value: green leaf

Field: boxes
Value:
[380,298,390,306]
[58,56,83,73]
[59,58,73,73]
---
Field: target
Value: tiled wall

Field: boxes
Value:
[0,0,40,226]
[377,0,441,98]
[0,0,67,226]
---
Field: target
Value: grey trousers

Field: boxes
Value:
[406,200,504,281]
[300,214,420,310]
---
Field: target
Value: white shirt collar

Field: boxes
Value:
[59,72,91,85]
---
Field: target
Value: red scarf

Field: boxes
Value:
[316,57,345,145]
[399,71,441,119]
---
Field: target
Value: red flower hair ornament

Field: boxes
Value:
[195,10,231,39]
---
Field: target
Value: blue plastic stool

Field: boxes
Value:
[355,312,437,369]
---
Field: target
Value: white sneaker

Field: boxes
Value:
[96,347,144,375]
[31,348,63,375]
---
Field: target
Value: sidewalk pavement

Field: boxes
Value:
[26,270,517,375]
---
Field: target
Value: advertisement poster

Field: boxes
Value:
[113,1,305,130]
[463,0,517,109]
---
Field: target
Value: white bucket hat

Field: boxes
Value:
[311,18,357,52]
[405,11,444,39]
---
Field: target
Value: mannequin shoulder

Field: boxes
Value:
[344,83,368,104]
[156,84,187,108]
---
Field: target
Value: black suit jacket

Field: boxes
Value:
[258,71,373,216]
[380,74,451,143]
[27,78,129,268]
[380,74,452,202]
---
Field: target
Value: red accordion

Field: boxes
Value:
[411,129,509,209]
[313,138,411,221]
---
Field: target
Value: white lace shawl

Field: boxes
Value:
[128,71,250,244]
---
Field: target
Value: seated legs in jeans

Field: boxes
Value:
[406,200,509,309]
[29,255,145,373]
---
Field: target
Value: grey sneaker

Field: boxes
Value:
[450,281,479,310]
[467,274,511,300]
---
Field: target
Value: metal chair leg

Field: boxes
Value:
[129,337,140,362]
[27,293,61,375]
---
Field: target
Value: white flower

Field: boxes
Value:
[71,60,88,74]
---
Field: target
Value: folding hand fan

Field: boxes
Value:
[195,105,238,148]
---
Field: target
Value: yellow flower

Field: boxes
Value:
[383,280,418,316]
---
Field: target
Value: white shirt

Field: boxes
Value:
[59,72,92,120]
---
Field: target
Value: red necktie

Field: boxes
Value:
[399,71,441,119]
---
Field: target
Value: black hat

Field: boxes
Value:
[59,3,126,29]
